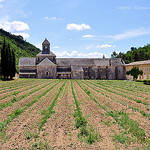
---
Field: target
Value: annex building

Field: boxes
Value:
[126,60,150,80]
[18,39,126,79]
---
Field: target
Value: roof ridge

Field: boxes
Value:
[37,57,56,66]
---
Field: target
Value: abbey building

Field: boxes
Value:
[18,39,126,79]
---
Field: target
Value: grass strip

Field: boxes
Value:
[82,80,150,118]
[71,81,100,144]
[87,80,149,105]
[38,81,66,131]
[0,80,57,110]
[0,81,51,101]
[0,80,44,94]
[106,111,148,143]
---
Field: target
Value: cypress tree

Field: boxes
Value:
[1,38,7,79]
[10,49,16,79]
[1,39,16,80]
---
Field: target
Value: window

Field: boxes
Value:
[45,71,49,76]
[45,45,48,49]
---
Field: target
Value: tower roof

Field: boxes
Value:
[42,38,50,45]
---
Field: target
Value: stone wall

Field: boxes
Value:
[126,64,150,80]
[37,66,56,79]
[72,71,83,79]
[82,66,126,80]
[19,73,37,78]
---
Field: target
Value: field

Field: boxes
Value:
[0,79,149,150]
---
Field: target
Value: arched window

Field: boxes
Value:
[45,71,49,76]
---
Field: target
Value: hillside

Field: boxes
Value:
[0,29,40,66]
[111,45,150,64]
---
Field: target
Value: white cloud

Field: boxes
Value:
[0,0,5,2]
[54,50,107,58]
[35,43,42,49]
[66,23,91,31]
[13,32,29,39]
[52,46,59,49]
[82,35,95,38]
[0,16,30,39]
[85,45,95,50]
[97,44,116,48]
[0,16,29,32]
[44,16,57,21]
[111,28,150,40]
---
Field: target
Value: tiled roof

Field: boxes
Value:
[56,58,124,67]
[36,51,56,57]
[126,60,150,66]
[37,58,56,66]
[18,58,36,66]
[111,58,125,66]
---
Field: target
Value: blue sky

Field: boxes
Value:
[0,0,150,58]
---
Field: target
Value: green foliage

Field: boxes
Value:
[111,44,150,64]
[1,38,16,79]
[11,96,17,103]
[31,140,52,150]
[75,116,87,129]
[86,126,99,145]
[25,131,32,140]
[0,29,40,68]
[106,111,146,142]
[143,80,150,85]
[126,67,143,80]
[113,134,131,144]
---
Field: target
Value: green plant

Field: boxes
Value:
[11,96,17,103]
[86,126,99,144]
[113,134,131,144]
[25,131,32,140]
[126,67,143,80]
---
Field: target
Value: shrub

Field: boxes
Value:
[143,80,150,85]
[126,67,143,80]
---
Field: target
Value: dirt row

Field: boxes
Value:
[0,79,149,150]
[78,81,150,137]
[73,81,147,149]
[82,80,149,114]
[0,80,59,122]
[0,81,65,150]
[88,80,150,104]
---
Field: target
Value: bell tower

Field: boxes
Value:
[42,38,50,54]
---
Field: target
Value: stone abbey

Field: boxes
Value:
[18,39,126,79]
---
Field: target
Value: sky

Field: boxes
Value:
[0,0,150,58]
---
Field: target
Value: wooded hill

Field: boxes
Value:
[111,45,150,64]
[0,29,40,66]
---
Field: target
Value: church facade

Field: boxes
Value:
[18,39,126,79]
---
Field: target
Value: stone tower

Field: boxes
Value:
[42,38,50,54]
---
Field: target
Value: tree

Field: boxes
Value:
[126,67,143,80]
[1,38,16,79]
[111,51,118,58]
[10,49,16,79]
[1,38,7,78]
[103,55,105,58]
